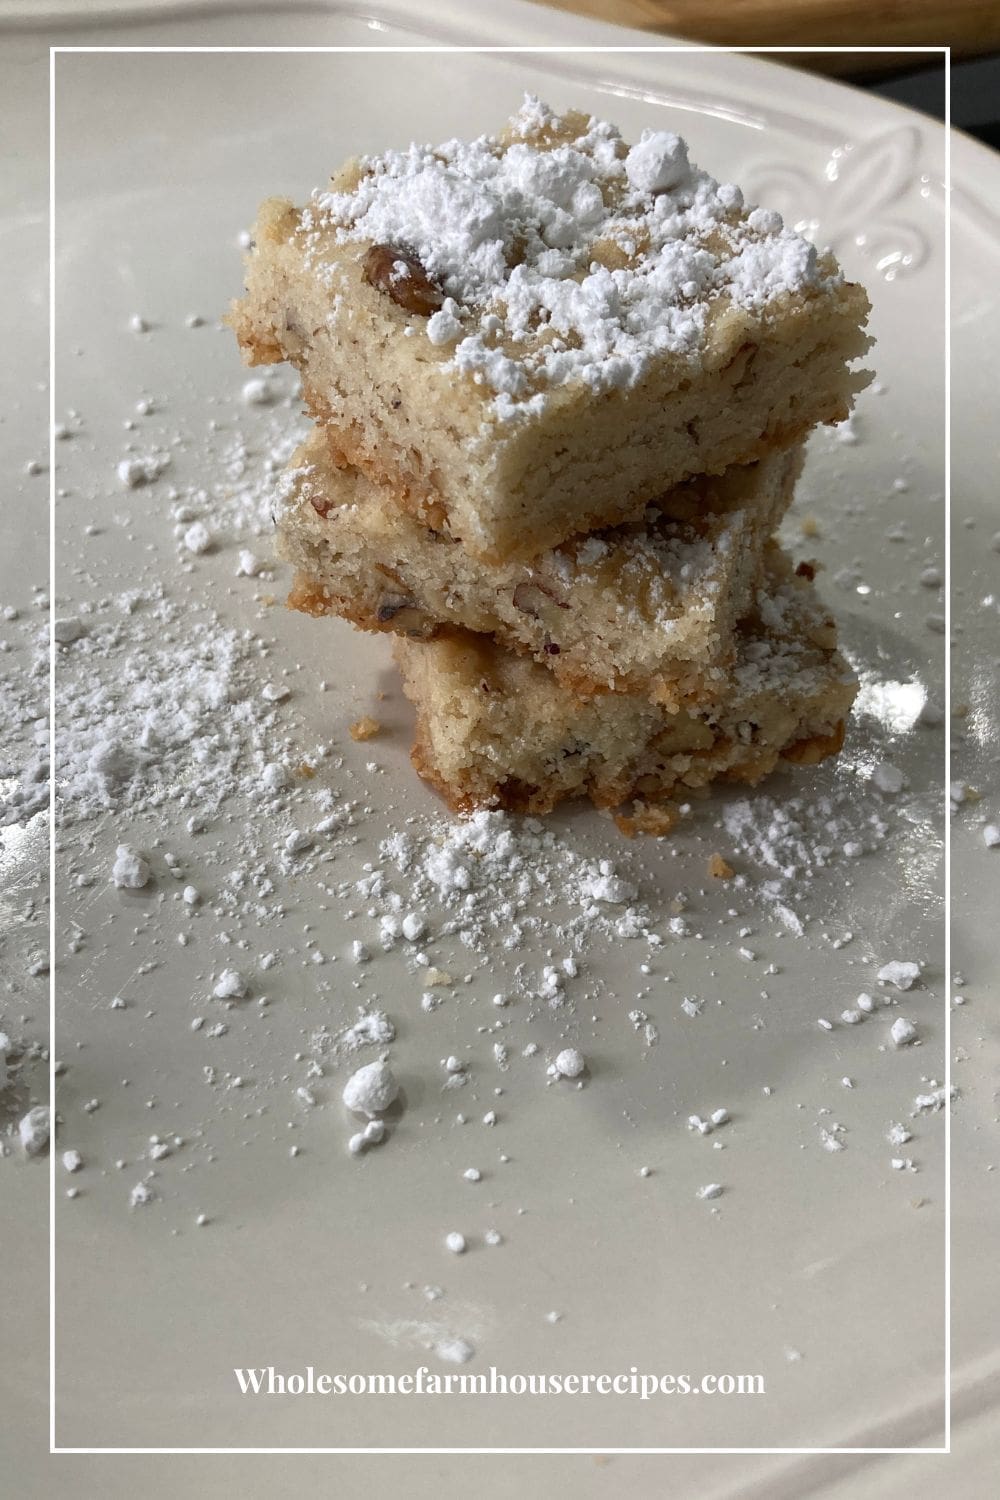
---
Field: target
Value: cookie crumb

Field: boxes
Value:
[349,715,382,742]
[614,803,678,838]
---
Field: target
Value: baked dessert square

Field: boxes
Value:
[229,97,872,563]
[393,550,857,816]
[277,433,803,706]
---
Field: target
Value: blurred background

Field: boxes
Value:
[531,0,999,146]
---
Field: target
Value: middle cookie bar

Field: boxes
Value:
[277,433,803,707]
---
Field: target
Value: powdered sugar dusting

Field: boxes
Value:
[305,96,837,412]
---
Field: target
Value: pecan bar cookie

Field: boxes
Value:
[278,433,803,707]
[229,98,870,563]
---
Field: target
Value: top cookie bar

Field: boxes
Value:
[229,97,871,563]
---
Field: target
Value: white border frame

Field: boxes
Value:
[48,38,952,1458]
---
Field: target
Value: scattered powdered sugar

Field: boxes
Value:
[577,865,637,906]
[312,1010,396,1066]
[721,791,887,884]
[715,775,895,934]
[373,809,656,956]
[912,1085,956,1115]
[55,604,307,825]
[0,595,49,827]
[45,370,943,1259]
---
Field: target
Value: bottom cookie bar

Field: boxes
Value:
[393,552,857,817]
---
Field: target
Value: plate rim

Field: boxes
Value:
[15,0,997,235]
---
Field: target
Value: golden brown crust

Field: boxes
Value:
[407,725,848,823]
[286,572,339,618]
[228,320,285,366]
[409,725,502,814]
[780,721,847,764]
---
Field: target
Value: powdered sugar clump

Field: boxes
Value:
[624,129,690,195]
[578,865,637,906]
[19,1105,50,1156]
[878,960,921,991]
[342,1057,399,1117]
[212,969,248,1001]
[889,1017,918,1047]
[117,451,171,488]
[550,1047,586,1079]
[110,843,150,889]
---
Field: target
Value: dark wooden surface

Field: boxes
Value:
[530,0,998,73]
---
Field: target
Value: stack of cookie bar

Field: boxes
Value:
[229,99,870,824]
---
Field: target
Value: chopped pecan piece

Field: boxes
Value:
[362,243,444,315]
[373,593,434,636]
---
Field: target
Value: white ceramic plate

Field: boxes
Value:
[3,0,997,1489]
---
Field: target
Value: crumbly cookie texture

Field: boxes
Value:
[228,97,872,563]
[277,433,803,706]
[394,550,857,816]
